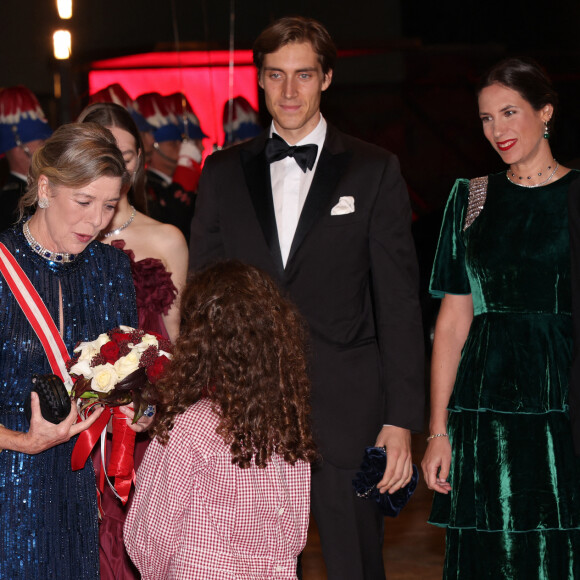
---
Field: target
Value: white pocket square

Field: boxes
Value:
[330,196,355,216]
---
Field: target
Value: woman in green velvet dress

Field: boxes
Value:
[421,57,580,578]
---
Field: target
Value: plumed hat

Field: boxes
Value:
[135,92,182,143]
[222,96,261,146]
[0,85,52,155]
[89,83,153,133]
[164,92,208,141]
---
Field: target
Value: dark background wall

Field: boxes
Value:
[2,0,580,211]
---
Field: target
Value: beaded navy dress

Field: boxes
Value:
[0,224,137,579]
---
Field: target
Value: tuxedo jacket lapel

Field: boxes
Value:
[287,127,351,266]
[240,135,285,276]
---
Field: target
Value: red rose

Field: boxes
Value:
[111,332,131,345]
[100,341,120,364]
[146,355,171,383]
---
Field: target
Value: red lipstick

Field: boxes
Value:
[497,139,517,151]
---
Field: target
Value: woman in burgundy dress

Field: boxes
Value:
[79,102,188,578]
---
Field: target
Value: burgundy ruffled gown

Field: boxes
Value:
[95,240,177,580]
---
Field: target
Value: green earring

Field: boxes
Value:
[543,121,550,139]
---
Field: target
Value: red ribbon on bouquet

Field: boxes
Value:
[71,404,136,505]
[106,407,136,503]
[71,405,111,471]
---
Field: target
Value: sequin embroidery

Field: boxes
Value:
[463,175,489,231]
[0,224,137,579]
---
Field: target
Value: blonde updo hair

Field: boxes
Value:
[19,122,128,219]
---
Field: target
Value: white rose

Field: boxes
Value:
[129,334,159,354]
[130,339,159,354]
[74,341,90,354]
[119,325,136,333]
[74,333,110,360]
[69,358,95,378]
[94,333,111,348]
[114,351,140,380]
[75,344,98,362]
[140,334,159,348]
[130,342,149,354]
[90,364,119,393]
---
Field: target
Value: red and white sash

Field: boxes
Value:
[0,242,73,390]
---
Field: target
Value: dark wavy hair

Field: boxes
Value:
[253,16,337,76]
[77,102,148,214]
[153,260,317,468]
[478,57,558,132]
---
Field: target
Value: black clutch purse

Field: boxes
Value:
[24,374,72,425]
[352,446,419,517]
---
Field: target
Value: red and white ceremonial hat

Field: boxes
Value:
[89,83,153,133]
[222,96,261,146]
[135,92,181,143]
[164,92,208,141]
[0,85,52,155]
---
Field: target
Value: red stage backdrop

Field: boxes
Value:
[89,50,259,157]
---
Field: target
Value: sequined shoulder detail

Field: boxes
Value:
[463,176,488,231]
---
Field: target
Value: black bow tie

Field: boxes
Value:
[264,134,318,173]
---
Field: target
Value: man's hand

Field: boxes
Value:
[375,425,413,494]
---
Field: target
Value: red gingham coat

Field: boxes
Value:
[124,399,310,579]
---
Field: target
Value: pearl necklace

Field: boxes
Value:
[23,221,76,263]
[103,205,136,238]
[507,160,559,188]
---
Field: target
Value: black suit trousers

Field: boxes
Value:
[311,460,386,580]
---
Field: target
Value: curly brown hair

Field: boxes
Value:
[153,260,317,468]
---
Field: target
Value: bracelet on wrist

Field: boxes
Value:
[426,432,448,442]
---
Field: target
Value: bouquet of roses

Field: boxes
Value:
[68,325,171,417]
[68,326,171,504]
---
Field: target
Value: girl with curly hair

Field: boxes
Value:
[124,260,317,579]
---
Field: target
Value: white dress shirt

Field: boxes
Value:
[270,116,327,267]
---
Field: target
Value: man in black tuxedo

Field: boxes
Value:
[190,16,424,579]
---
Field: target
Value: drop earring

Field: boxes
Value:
[543,121,550,139]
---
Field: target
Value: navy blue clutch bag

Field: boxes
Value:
[352,446,419,517]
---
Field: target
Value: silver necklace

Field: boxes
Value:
[507,160,559,188]
[23,221,76,263]
[103,205,136,238]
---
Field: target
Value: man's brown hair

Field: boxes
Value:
[253,16,337,76]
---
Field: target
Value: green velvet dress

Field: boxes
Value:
[429,170,580,579]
